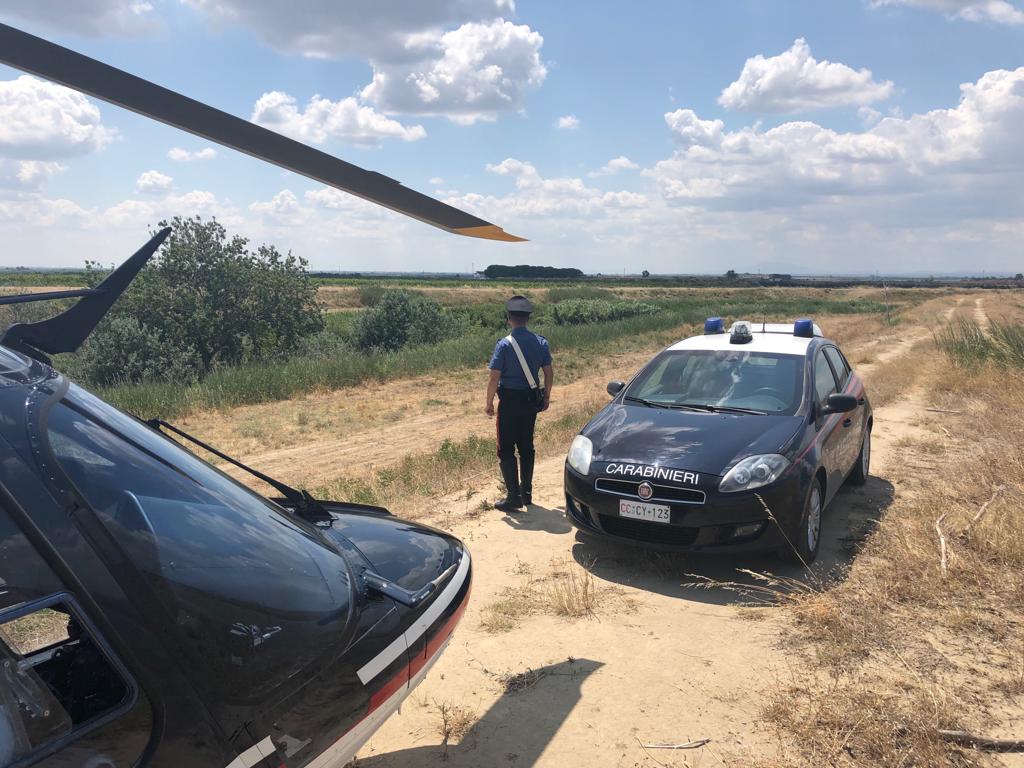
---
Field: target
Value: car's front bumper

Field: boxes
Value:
[564,463,805,553]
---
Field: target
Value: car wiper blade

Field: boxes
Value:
[624,396,673,409]
[675,403,766,415]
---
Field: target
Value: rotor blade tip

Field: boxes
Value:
[455,225,528,243]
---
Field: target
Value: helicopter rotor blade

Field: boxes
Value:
[0,228,171,357]
[0,23,525,243]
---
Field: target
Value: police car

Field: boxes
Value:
[564,318,871,562]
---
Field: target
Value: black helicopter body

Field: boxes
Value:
[0,22,507,768]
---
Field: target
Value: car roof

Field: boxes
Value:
[667,325,826,356]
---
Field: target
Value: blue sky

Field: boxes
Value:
[0,0,1022,274]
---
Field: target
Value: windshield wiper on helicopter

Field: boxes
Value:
[146,418,332,524]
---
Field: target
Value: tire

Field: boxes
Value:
[778,478,823,565]
[848,428,871,486]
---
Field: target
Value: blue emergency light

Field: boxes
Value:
[704,316,725,334]
[793,318,814,338]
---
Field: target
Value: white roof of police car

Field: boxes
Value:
[667,329,823,356]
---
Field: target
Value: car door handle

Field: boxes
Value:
[843,418,853,427]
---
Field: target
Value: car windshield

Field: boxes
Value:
[625,350,804,415]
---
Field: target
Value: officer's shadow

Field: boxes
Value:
[501,503,572,534]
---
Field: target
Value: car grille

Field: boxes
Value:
[594,477,705,505]
[598,515,699,546]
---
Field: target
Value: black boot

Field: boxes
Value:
[520,450,535,506]
[495,455,523,512]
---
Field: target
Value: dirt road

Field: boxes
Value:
[350,302,963,767]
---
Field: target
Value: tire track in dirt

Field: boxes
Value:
[353,300,965,767]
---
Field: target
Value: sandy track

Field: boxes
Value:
[352,309,956,767]
[202,345,663,489]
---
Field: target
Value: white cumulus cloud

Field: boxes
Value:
[0,76,117,160]
[590,156,640,177]
[556,115,580,130]
[870,0,1024,23]
[718,38,894,113]
[652,67,1024,213]
[251,92,426,145]
[249,189,306,226]
[182,1,545,124]
[135,170,173,195]
[0,0,159,37]
[180,0,515,61]
[360,20,547,124]
[167,146,217,162]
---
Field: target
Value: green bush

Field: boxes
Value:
[552,298,660,325]
[74,316,202,386]
[76,216,323,384]
[936,319,1024,368]
[546,286,617,302]
[356,284,387,307]
[350,290,461,352]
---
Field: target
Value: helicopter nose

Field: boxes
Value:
[404,544,472,684]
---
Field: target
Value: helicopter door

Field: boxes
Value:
[0,503,152,768]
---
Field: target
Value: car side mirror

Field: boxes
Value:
[821,393,857,415]
[607,380,625,397]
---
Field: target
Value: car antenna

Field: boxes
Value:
[148,418,332,524]
[1,228,171,364]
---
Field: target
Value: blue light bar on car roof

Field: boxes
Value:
[704,316,725,334]
[793,318,814,338]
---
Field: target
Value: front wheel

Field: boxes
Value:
[848,429,871,486]
[779,479,823,565]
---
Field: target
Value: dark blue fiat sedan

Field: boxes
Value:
[564,318,872,563]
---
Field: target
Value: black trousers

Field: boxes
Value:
[496,388,538,498]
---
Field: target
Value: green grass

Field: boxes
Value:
[313,401,597,510]
[84,294,893,419]
[936,318,1024,368]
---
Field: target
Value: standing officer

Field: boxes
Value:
[484,295,554,512]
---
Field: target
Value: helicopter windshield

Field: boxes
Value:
[42,382,356,704]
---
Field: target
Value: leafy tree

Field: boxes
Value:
[725,269,738,280]
[77,216,323,385]
[350,290,461,352]
[641,269,650,278]
[483,264,584,279]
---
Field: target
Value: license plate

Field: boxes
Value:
[619,499,671,523]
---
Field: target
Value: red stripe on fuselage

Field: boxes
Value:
[409,580,472,679]
[366,579,471,713]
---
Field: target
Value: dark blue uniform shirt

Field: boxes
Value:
[489,327,552,390]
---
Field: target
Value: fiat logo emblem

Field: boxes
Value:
[637,482,654,500]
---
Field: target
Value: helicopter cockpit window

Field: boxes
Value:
[42,383,355,704]
[0,598,130,767]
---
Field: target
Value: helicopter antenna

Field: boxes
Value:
[0,23,525,243]
[1,228,170,361]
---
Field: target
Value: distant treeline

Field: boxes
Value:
[483,264,584,279]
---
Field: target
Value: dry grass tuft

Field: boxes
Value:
[763,329,1024,766]
[434,700,476,757]
[479,586,538,633]
[546,558,598,618]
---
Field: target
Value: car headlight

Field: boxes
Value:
[567,435,593,475]
[719,454,789,493]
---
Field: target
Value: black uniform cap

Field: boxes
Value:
[506,295,534,314]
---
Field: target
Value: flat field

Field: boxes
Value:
[121,285,1024,765]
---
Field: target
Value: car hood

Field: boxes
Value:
[582,402,803,476]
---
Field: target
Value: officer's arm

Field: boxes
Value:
[542,364,554,407]
[485,369,500,416]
